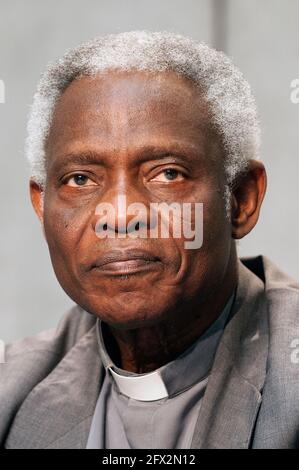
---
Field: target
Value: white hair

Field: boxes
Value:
[26,31,260,209]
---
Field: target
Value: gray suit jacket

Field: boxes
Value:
[0,256,298,449]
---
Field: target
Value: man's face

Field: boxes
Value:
[41,70,233,328]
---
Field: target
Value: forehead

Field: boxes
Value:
[46,70,216,161]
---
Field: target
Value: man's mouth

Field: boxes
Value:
[90,249,162,276]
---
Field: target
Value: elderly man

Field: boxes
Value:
[0,31,298,449]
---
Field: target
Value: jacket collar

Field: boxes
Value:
[190,259,269,448]
[5,325,104,449]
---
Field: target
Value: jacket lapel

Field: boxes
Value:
[5,324,104,449]
[191,260,269,448]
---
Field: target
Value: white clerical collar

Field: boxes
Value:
[96,293,235,402]
[108,366,168,401]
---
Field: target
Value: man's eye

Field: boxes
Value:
[150,168,185,183]
[66,174,97,187]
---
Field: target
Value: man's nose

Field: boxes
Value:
[93,184,152,237]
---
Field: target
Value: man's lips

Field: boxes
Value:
[90,249,161,275]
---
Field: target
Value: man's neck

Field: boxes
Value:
[107,265,238,373]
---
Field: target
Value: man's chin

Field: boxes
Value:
[105,314,165,330]
[88,268,164,294]
[86,300,170,330]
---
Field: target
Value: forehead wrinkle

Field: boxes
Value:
[62,71,211,130]
[47,71,219,169]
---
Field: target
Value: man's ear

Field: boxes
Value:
[231,160,267,239]
[30,179,44,226]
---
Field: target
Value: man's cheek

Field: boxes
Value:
[44,209,79,254]
[46,200,88,232]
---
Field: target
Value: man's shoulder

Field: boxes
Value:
[0,304,97,443]
[5,304,96,362]
[241,255,299,448]
[241,255,299,362]
[241,254,299,320]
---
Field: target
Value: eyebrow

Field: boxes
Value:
[133,144,200,164]
[49,151,106,172]
[49,144,201,172]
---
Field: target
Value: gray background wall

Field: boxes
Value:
[0,0,298,342]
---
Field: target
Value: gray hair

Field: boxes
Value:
[26,30,260,209]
